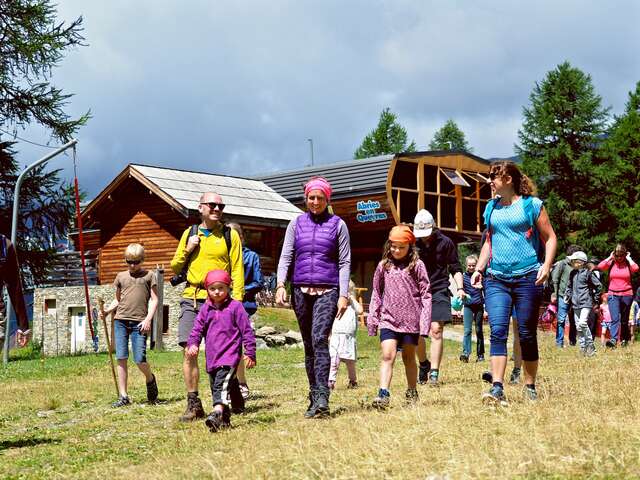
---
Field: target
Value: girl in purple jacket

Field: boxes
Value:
[368,225,432,409]
[186,269,256,432]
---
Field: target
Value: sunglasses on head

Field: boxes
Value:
[614,252,626,257]
[202,202,225,211]
[126,259,141,265]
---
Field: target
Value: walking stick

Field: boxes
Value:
[97,297,119,396]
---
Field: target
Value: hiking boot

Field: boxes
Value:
[524,386,538,402]
[509,367,521,385]
[459,354,469,363]
[482,385,508,407]
[482,371,493,384]
[304,388,318,418]
[204,410,230,432]
[314,386,330,418]
[372,390,390,409]
[146,374,158,403]
[405,388,419,405]
[112,395,130,408]
[428,370,439,386]
[180,393,205,422]
[239,383,250,400]
[418,360,431,384]
[347,380,358,389]
[476,355,485,362]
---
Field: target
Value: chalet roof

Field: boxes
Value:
[84,164,302,223]
[258,155,395,202]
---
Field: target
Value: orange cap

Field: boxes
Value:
[388,225,416,244]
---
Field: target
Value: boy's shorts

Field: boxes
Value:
[114,319,147,363]
[380,328,419,347]
[601,321,611,331]
[431,289,452,324]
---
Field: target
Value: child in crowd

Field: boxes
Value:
[599,293,612,347]
[368,225,432,408]
[186,270,256,432]
[564,251,602,356]
[328,280,362,389]
[109,243,159,407]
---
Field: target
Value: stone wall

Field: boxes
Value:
[33,283,186,357]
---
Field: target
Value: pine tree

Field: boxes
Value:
[517,61,610,254]
[429,119,472,151]
[354,108,416,159]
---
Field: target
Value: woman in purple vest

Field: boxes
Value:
[276,177,351,418]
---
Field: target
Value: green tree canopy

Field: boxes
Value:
[429,119,472,151]
[517,61,610,255]
[354,108,416,159]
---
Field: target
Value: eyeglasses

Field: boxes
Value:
[201,202,225,211]
[126,259,141,265]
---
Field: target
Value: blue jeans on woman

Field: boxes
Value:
[462,304,485,359]
[484,271,543,361]
[607,294,633,345]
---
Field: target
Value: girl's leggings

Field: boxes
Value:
[484,271,543,361]
[292,287,338,388]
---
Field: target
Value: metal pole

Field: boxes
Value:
[3,139,78,365]
[308,138,314,166]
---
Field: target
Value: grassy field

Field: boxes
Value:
[2,307,640,479]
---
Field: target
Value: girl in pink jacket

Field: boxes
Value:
[368,225,432,409]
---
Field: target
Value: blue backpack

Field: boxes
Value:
[483,196,545,274]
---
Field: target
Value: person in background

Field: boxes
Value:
[460,254,485,363]
[599,294,612,347]
[551,245,583,348]
[586,258,601,339]
[328,280,362,389]
[0,234,30,348]
[228,222,263,400]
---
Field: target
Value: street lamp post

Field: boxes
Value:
[307,138,314,166]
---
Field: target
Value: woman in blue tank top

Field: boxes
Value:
[471,161,557,405]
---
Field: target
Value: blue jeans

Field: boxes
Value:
[484,271,543,361]
[607,295,633,345]
[114,319,148,364]
[555,297,570,346]
[462,304,485,358]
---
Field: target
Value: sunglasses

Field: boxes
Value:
[489,172,498,180]
[126,259,141,265]
[201,202,225,211]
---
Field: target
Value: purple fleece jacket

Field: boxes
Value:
[187,297,257,372]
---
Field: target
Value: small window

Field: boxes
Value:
[45,299,57,316]
[440,168,470,187]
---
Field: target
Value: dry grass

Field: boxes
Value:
[1,307,640,479]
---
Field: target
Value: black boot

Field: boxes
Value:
[304,388,318,419]
[314,386,330,417]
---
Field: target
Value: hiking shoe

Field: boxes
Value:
[605,340,617,349]
[239,383,250,400]
[524,386,538,402]
[314,386,330,418]
[180,394,205,422]
[146,374,158,403]
[481,371,493,384]
[372,391,391,410]
[418,360,431,384]
[476,355,485,362]
[621,340,629,347]
[304,389,318,418]
[509,368,521,385]
[459,354,469,363]
[428,370,439,386]
[347,380,358,389]
[205,411,230,432]
[585,344,597,357]
[112,395,131,408]
[482,385,508,407]
[405,388,419,405]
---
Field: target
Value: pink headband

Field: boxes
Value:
[304,177,332,202]
[204,269,231,288]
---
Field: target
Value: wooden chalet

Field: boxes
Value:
[260,151,492,299]
[74,164,302,285]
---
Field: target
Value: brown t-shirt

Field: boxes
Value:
[114,270,157,322]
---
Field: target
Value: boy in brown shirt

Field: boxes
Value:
[107,243,159,407]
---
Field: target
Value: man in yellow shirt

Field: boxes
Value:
[171,192,244,422]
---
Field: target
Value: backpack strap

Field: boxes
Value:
[222,225,232,254]
[0,234,6,259]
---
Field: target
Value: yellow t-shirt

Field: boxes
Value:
[170,225,245,301]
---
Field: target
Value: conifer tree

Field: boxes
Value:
[354,108,416,159]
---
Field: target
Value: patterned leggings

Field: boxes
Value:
[292,287,338,388]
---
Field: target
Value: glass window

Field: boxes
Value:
[440,168,470,187]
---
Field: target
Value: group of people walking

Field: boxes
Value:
[100,158,640,432]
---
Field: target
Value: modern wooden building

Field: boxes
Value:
[73,164,302,284]
[260,151,492,298]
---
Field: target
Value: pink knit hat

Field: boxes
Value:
[204,269,231,288]
[304,177,332,202]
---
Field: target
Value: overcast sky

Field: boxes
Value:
[7,1,640,198]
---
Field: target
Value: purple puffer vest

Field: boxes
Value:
[292,211,340,287]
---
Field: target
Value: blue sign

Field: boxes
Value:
[356,200,388,223]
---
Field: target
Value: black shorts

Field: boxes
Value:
[380,328,419,346]
[431,289,452,324]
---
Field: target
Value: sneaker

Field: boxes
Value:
[482,385,508,407]
[112,395,131,408]
[428,370,439,386]
[418,360,431,384]
[476,355,485,362]
[524,386,538,401]
[481,371,493,384]
[372,390,390,409]
[179,394,205,422]
[146,374,158,403]
[347,380,358,389]
[205,411,230,432]
[585,344,597,357]
[509,368,521,385]
[238,383,250,400]
[459,354,469,363]
[605,340,617,349]
[405,388,419,405]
